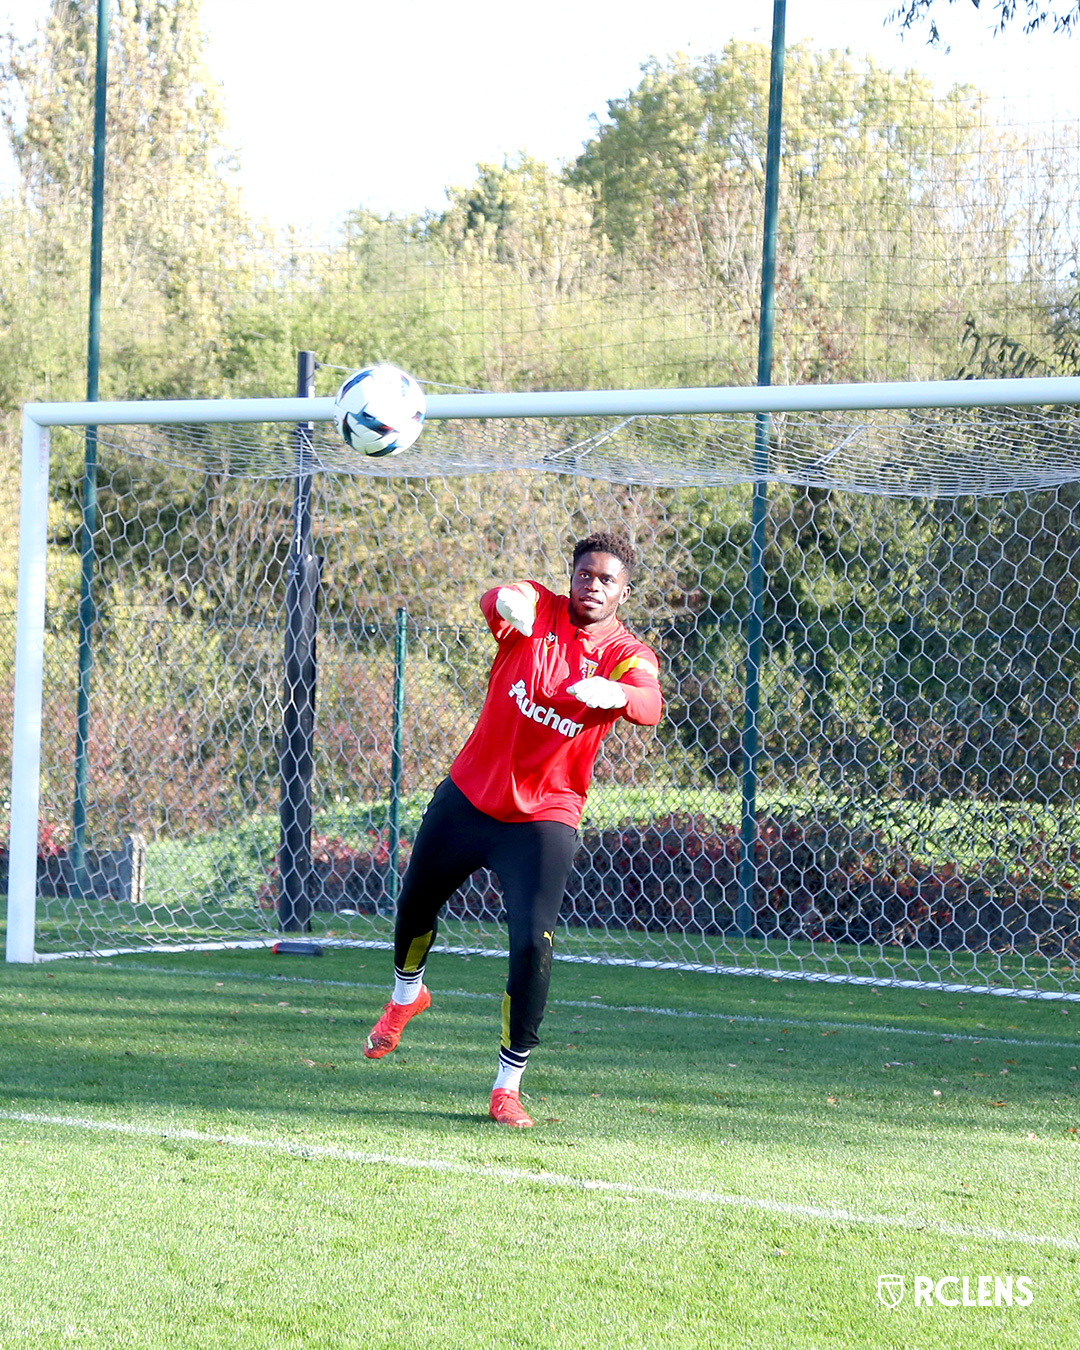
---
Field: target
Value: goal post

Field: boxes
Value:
[7,374,1080,999]
[8,410,52,963]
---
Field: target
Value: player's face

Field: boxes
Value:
[568,551,631,629]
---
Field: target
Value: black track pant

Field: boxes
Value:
[393,778,577,1054]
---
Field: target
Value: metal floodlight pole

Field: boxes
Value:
[72,0,110,893]
[737,0,786,936]
[278,351,322,937]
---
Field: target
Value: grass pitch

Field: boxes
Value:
[0,947,1078,1349]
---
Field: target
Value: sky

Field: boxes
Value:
[1,0,1078,231]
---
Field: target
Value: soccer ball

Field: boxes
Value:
[333,364,426,457]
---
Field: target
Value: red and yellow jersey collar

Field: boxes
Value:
[561,595,623,645]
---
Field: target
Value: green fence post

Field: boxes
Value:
[387,606,408,911]
[737,0,786,935]
[72,0,110,895]
[277,351,320,936]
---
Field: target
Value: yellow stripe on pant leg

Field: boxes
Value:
[501,991,512,1050]
[403,931,434,974]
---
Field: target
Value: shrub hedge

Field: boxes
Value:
[248,813,1080,960]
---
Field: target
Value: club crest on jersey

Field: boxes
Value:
[580,658,599,679]
[507,678,583,738]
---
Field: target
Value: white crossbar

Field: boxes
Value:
[19,374,1080,428]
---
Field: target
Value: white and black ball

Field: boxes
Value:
[333,364,426,457]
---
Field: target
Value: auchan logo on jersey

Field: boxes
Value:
[508,679,583,738]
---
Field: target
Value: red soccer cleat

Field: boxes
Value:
[489,1088,534,1128]
[363,986,431,1059]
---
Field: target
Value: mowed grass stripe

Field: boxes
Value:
[116,962,1080,1051]
[4,1106,1079,1254]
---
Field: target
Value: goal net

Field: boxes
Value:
[7,377,1080,999]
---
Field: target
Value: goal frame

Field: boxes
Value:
[8,373,1080,964]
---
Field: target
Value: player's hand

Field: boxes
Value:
[567,676,628,710]
[495,587,536,636]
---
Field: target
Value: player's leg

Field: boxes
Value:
[364,778,487,1058]
[487,819,577,1125]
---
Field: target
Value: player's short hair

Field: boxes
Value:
[571,531,636,581]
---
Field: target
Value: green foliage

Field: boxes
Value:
[0,21,1074,402]
[568,42,1041,384]
[0,0,258,405]
[883,485,1080,804]
[890,0,1080,43]
[663,480,930,790]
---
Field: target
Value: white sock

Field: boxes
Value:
[493,1047,529,1093]
[392,971,424,1005]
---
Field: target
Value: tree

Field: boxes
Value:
[0,0,258,402]
[665,479,926,790]
[433,155,597,288]
[568,42,1050,385]
[882,482,1080,804]
[889,0,1080,43]
[2,0,231,201]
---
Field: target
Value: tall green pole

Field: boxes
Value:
[736,0,786,935]
[72,0,110,891]
[387,606,408,912]
[278,352,320,935]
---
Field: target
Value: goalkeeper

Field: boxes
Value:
[363,531,662,1127]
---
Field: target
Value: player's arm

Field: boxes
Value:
[479,583,539,639]
[568,651,662,725]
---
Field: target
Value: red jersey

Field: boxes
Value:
[449,582,663,827]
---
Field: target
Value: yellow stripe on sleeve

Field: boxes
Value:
[610,654,659,682]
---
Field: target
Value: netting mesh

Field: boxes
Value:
[104,403,1080,496]
[8,412,1080,995]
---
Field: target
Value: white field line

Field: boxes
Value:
[35,937,1080,1004]
[1,1107,1077,1254]
[113,963,1080,1052]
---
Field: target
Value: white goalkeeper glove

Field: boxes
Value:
[567,676,628,710]
[495,586,536,637]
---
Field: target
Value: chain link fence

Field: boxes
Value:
[6,417,1079,995]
